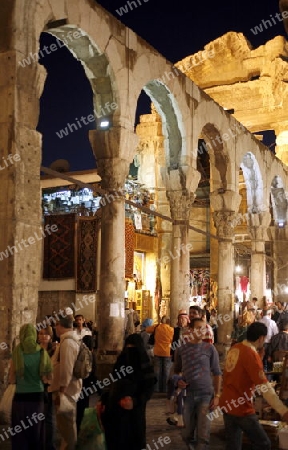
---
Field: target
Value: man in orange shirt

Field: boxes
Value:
[217,322,288,450]
[146,315,174,393]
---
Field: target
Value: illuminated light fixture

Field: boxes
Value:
[235,264,242,273]
[99,119,110,129]
[278,221,285,228]
[284,286,288,294]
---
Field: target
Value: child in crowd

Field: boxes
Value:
[166,372,186,427]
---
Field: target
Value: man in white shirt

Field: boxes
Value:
[49,312,82,450]
[258,308,279,370]
[258,309,279,344]
[73,314,92,341]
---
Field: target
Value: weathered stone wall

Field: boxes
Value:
[37,291,76,324]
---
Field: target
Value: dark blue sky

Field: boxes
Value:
[96,0,285,62]
[39,0,285,171]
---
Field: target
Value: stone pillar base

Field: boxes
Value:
[96,354,119,384]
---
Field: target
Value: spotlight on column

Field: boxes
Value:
[96,116,112,130]
[278,221,285,228]
[99,119,110,128]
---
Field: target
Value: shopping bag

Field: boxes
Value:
[58,393,75,413]
[0,384,16,424]
[76,407,107,450]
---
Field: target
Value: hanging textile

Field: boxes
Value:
[240,276,249,293]
[125,218,135,279]
[76,216,100,293]
[43,213,76,279]
[190,268,210,296]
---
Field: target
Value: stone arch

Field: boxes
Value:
[1,0,132,352]
[240,151,264,214]
[191,100,238,193]
[198,122,230,192]
[43,25,117,127]
[270,175,288,225]
[143,81,183,170]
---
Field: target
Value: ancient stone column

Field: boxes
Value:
[268,226,288,300]
[135,107,170,320]
[0,18,44,388]
[210,191,242,346]
[156,190,173,319]
[89,128,135,379]
[167,190,195,324]
[248,212,271,307]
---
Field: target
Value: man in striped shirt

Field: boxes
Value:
[174,318,222,449]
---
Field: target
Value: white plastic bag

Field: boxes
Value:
[0,384,16,424]
[58,393,75,413]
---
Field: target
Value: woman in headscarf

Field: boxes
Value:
[37,325,57,450]
[100,333,156,450]
[9,323,52,450]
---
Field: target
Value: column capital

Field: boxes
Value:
[167,190,195,221]
[213,210,239,239]
[210,190,242,212]
[248,211,271,242]
[89,127,138,163]
[268,224,288,241]
[161,166,201,194]
[96,157,130,190]
[210,190,242,239]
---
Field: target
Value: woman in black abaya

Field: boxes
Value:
[100,333,156,450]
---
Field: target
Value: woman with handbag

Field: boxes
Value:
[9,323,52,450]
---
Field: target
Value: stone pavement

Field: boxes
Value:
[145,393,225,450]
[0,393,230,450]
[0,392,282,449]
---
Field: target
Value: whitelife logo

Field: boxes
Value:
[18,30,83,67]
[0,224,58,261]
[116,0,149,16]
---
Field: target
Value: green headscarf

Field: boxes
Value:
[12,323,52,379]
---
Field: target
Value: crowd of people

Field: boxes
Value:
[6,299,288,450]
[7,310,97,450]
[232,299,288,367]
[138,299,288,449]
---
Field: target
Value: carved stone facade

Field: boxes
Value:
[1,0,288,388]
[176,32,288,164]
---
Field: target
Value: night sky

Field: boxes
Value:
[38,0,286,172]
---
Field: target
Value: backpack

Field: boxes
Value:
[59,336,93,379]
